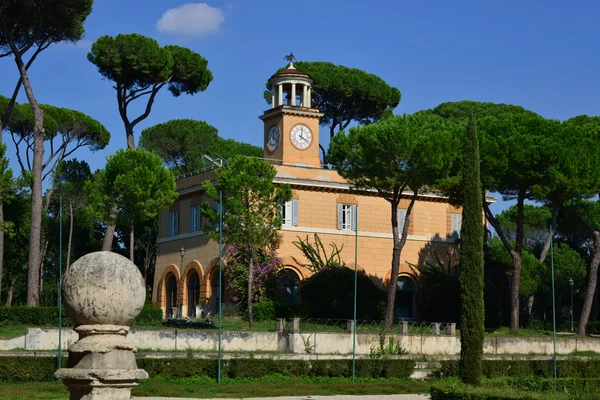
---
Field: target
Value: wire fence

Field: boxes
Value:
[280,318,457,336]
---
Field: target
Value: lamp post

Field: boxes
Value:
[569,278,574,333]
[178,246,185,318]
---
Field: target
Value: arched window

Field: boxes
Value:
[187,271,200,317]
[394,276,415,320]
[278,269,301,304]
[165,273,178,318]
[210,270,222,314]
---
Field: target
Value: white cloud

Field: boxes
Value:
[56,39,92,50]
[156,3,225,38]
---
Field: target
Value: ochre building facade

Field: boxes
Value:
[152,64,472,320]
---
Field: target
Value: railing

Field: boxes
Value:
[279,318,457,336]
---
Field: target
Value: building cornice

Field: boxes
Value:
[259,106,324,121]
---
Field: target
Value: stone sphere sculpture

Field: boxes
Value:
[62,251,146,326]
[55,251,148,400]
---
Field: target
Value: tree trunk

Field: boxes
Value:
[384,190,417,331]
[507,191,526,331]
[127,131,135,150]
[10,50,45,307]
[578,231,600,335]
[101,206,119,251]
[527,206,558,323]
[39,240,48,302]
[6,278,14,307]
[0,199,3,304]
[26,119,44,306]
[66,202,73,272]
[247,255,254,329]
[129,219,135,263]
[509,249,522,331]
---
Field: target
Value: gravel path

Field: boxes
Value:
[134,395,430,400]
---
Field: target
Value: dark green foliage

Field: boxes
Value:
[0,357,67,382]
[0,306,72,326]
[291,234,344,273]
[87,149,178,226]
[242,299,275,321]
[411,251,460,323]
[586,321,600,334]
[137,358,415,379]
[300,267,385,320]
[265,61,401,139]
[137,358,218,379]
[458,114,485,384]
[201,156,292,328]
[274,302,308,318]
[140,119,218,174]
[431,377,600,400]
[88,34,213,147]
[0,357,414,381]
[133,306,163,326]
[139,120,262,176]
[0,306,161,327]
[440,360,600,379]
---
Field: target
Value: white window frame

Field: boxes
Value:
[168,210,179,237]
[397,209,408,235]
[338,204,357,231]
[281,200,299,227]
[190,205,201,232]
[451,213,462,238]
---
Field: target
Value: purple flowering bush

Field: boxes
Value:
[223,244,282,304]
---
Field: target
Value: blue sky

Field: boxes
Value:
[1,0,599,215]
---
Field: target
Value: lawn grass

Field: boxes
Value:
[485,326,582,338]
[0,376,430,399]
[0,325,28,339]
[0,319,595,339]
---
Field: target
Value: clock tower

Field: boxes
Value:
[259,63,323,167]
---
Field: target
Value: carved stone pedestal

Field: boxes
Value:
[55,251,148,400]
[56,325,148,399]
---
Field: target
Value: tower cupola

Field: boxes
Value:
[268,63,313,108]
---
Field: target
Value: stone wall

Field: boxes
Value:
[3,328,600,356]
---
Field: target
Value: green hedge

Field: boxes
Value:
[431,378,600,400]
[0,306,163,327]
[0,357,414,382]
[440,360,600,379]
[0,307,72,327]
[587,321,600,334]
[134,306,163,326]
[138,358,415,379]
[0,357,67,382]
[430,385,567,400]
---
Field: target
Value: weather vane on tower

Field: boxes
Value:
[284,53,297,64]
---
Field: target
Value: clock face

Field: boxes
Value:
[267,125,280,152]
[290,124,312,150]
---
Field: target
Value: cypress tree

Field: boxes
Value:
[459,112,485,385]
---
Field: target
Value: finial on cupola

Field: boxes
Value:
[284,52,297,68]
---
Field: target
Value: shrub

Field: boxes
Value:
[242,299,275,321]
[440,360,600,379]
[1,357,415,381]
[134,306,163,326]
[0,306,72,327]
[274,302,308,318]
[301,267,385,320]
[0,357,67,382]
[431,377,600,400]
[587,321,600,335]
